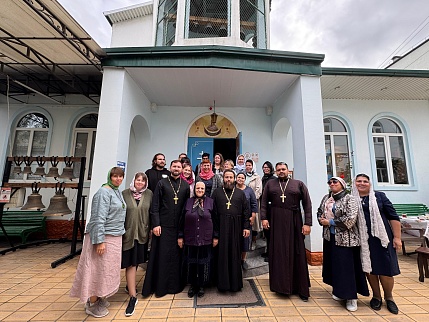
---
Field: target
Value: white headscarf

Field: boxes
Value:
[352,174,389,248]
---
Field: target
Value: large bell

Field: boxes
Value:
[21,183,45,210]
[21,193,46,210]
[46,157,60,178]
[43,183,72,216]
[22,166,33,175]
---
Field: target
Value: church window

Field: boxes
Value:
[372,118,408,185]
[240,0,267,48]
[155,0,178,46]
[185,0,230,39]
[72,113,98,180]
[324,117,351,183]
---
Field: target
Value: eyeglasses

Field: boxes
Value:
[328,179,339,185]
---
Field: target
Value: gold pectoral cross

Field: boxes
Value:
[226,201,231,209]
[280,194,286,203]
[173,196,178,204]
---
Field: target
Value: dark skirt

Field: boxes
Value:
[182,244,213,287]
[322,235,369,300]
[121,240,148,269]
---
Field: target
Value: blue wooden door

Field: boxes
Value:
[187,138,214,168]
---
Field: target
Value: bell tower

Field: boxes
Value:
[154,0,270,49]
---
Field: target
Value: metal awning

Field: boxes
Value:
[0,0,105,105]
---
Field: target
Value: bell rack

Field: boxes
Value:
[0,156,86,268]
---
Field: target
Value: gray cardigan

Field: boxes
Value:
[85,186,126,244]
[122,188,153,251]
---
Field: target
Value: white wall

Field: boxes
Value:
[323,99,429,205]
[388,41,429,70]
[110,15,154,48]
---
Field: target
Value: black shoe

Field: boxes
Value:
[299,294,308,302]
[188,286,197,298]
[125,296,138,316]
[197,287,205,298]
[369,297,382,311]
[386,299,399,314]
[264,257,269,262]
[261,252,268,258]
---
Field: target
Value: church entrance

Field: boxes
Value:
[187,114,239,167]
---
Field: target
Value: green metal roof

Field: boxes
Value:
[322,67,429,78]
[102,45,325,76]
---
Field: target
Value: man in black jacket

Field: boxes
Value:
[145,153,170,192]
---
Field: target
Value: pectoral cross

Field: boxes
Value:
[173,196,178,204]
[226,201,231,209]
[280,194,286,203]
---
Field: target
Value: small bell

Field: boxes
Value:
[12,156,23,174]
[59,157,75,180]
[43,183,72,216]
[46,156,60,178]
[21,182,45,210]
[33,156,46,176]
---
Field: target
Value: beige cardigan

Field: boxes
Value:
[122,188,152,252]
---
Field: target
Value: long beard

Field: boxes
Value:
[224,182,235,190]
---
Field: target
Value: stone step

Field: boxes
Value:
[243,238,269,278]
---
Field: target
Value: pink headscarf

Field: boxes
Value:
[129,173,147,200]
[199,161,215,180]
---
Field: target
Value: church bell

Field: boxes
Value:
[46,156,60,178]
[43,183,72,216]
[21,182,45,210]
[59,157,75,180]
[33,156,46,176]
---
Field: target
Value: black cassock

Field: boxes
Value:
[212,187,250,292]
[142,176,189,297]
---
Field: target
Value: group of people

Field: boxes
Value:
[69,152,402,318]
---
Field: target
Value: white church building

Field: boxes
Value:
[2,0,429,264]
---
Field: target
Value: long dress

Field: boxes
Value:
[212,187,250,292]
[260,178,312,298]
[362,191,400,276]
[142,176,190,297]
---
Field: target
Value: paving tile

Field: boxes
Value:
[382,315,415,322]
[0,301,27,311]
[222,318,250,322]
[171,299,194,307]
[30,310,65,321]
[303,316,333,322]
[246,307,274,317]
[194,307,221,317]
[18,301,50,311]
[295,306,326,316]
[141,308,169,319]
[396,304,427,314]
[194,317,221,322]
[221,307,248,316]
[271,306,300,316]
[249,317,277,322]
[146,300,172,309]
[406,314,429,322]
[3,311,39,321]
[168,308,196,317]
[265,298,294,307]
[330,316,359,322]
[275,317,305,322]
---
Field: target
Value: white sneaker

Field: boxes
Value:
[332,294,342,301]
[86,301,109,318]
[346,299,358,312]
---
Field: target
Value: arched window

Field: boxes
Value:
[372,118,408,184]
[12,113,49,156]
[324,117,351,183]
[72,114,98,180]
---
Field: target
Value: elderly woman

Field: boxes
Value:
[318,177,369,312]
[352,173,401,314]
[70,167,126,318]
[234,154,246,173]
[120,172,152,317]
[195,159,223,197]
[178,182,218,298]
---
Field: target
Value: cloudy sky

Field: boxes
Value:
[59,0,429,68]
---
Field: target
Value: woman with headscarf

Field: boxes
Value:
[120,172,153,316]
[178,182,218,298]
[234,154,246,173]
[70,167,126,318]
[195,159,223,197]
[318,176,370,312]
[180,163,195,198]
[352,173,401,314]
[261,161,276,260]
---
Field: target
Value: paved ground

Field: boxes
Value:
[0,240,428,321]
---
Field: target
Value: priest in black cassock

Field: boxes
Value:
[142,160,190,297]
[260,162,312,301]
[212,169,250,292]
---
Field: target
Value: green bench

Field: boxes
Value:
[0,211,47,244]
[393,203,429,216]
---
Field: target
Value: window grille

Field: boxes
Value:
[240,0,266,48]
[156,0,178,46]
[186,0,229,38]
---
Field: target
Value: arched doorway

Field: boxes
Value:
[187,114,238,167]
